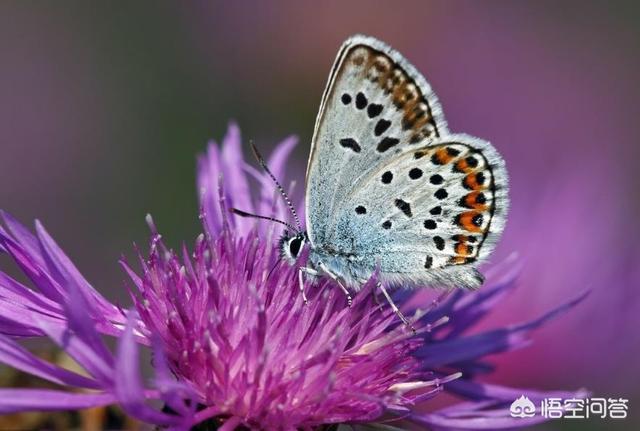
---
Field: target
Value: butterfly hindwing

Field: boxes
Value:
[328,135,508,288]
[306,35,448,246]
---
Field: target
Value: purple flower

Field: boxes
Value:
[0,123,587,429]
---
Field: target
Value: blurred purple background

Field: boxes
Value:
[0,1,638,429]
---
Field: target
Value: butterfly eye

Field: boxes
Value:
[289,237,303,258]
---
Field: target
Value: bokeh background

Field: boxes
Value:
[0,1,638,429]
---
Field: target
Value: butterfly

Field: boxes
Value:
[235,35,508,326]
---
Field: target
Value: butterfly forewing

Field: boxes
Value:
[306,35,448,246]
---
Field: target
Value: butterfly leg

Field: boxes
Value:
[377,282,416,333]
[317,262,353,307]
[298,266,318,305]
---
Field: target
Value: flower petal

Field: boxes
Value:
[115,311,190,426]
[221,123,254,226]
[0,389,115,414]
[62,277,117,368]
[445,262,521,338]
[444,378,588,402]
[0,270,63,315]
[0,230,65,302]
[0,333,100,389]
[152,336,198,418]
[0,295,64,336]
[36,316,114,385]
[1,210,46,267]
[410,406,550,429]
[416,289,590,367]
[0,318,44,336]
[197,140,223,234]
[35,221,122,324]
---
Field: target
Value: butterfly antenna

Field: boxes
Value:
[230,208,297,231]
[249,141,303,231]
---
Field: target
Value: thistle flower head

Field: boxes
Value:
[0,123,587,430]
[125,216,446,428]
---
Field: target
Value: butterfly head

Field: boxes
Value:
[279,231,308,263]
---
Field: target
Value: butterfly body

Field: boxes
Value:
[278,35,508,295]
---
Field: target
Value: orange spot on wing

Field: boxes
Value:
[455,243,472,256]
[434,148,455,164]
[464,173,487,191]
[463,192,488,211]
[457,211,484,233]
[455,159,474,173]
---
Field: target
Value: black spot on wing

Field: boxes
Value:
[433,236,445,250]
[382,220,392,229]
[434,188,448,200]
[341,93,351,105]
[472,213,484,227]
[367,104,383,118]
[355,205,367,214]
[466,156,479,168]
[424,256,433,269]
[394,199,412,217]
[381,171,393,184]
[409,168,423,179]
[430,174,443,185]
[476,172,486,185]
[340,138,361,153]
[374,119,391,136]
[447,148,461,157]
[424,220,437,230]
[377,137,399,153]
[429,206,442,215]
[355,92,368,109]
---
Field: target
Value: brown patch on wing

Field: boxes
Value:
[345,45,440,142]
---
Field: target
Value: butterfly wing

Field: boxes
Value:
[305,35,508,289]
[305,35,448,246]
[328,135,508,289]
